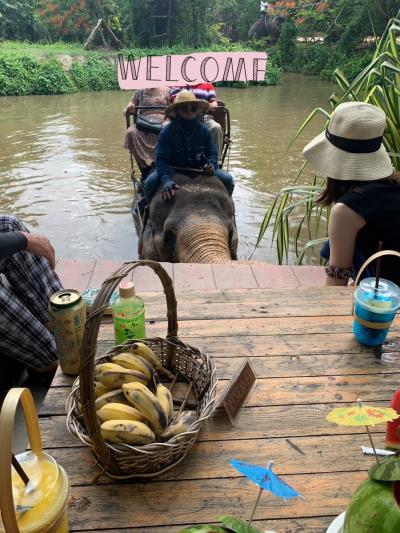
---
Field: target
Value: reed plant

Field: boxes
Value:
[255,12,400,265]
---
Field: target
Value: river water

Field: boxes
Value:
[0,74,334,262]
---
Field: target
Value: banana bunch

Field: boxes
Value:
[101,420,155,445]
[159,411,196,442]
[91,344,198,446]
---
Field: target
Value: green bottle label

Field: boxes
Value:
[113,304,145,344]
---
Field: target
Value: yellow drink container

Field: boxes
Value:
[0,388,70,532]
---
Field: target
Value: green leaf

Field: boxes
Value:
[217,516,261,533]
[178,526,228,533]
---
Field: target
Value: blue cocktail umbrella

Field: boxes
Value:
[231,459,304,524]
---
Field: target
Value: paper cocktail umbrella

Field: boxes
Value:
[231,459,304,524]
[327,399,399,464]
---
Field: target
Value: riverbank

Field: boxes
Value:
[0,41,281,96]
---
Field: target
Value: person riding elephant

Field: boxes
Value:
[143,90,234,205]
[248,13,285,43]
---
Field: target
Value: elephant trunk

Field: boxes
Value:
[177,221,232,263]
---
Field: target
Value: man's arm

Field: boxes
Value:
[203,126,218,170]
[155,128,173,183]
[326,202,366,286]
[0,231,56,269]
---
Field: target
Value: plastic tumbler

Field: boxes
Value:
[0,388,70,533]
[353,277,400,347]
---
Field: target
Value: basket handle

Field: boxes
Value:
[353,250,400,288]
[0,387,43,532]
[79,260,177,476]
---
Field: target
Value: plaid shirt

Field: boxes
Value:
[0,216,62,369]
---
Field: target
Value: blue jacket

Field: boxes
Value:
[156,118,218,185]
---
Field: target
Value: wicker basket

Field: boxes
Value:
[66,260,217,480]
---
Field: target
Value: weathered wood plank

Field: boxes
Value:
[41,370,399,416]
[65,472,365,530]
[39,403,386,448]
[48,433,376,486]
[96,315,400,339]
[142,286,352,304]
[72,517,335,533]
[50,350,398,392]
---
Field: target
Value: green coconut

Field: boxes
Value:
[343,478,400,532]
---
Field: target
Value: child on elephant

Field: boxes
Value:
[144,91,234,203]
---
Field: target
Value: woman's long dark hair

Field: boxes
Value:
[317,171,400,206]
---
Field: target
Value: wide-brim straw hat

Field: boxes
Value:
[166,90,209,118]
[302,101,393,181]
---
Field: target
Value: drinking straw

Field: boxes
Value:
[12,453,30,485]
[374,241,383,299]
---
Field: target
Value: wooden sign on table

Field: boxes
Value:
[218,359,257,426]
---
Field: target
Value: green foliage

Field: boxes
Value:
[0,0,46,41]
[276,19,298,69]
[178,515,262,533]
[0,51,117,95]
[256,12,400,264]
[32,58,73,94]
[70,56,118,91]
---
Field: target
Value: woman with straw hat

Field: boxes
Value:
[303,101,400,286]
[144,90,234,203]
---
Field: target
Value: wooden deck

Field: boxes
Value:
[55,259,326,292]
[38,283,400,532]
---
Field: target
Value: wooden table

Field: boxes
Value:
[39,286,400,532]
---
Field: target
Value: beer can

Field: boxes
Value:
[49,289,86,376]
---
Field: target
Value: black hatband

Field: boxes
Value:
[325,129,383,153]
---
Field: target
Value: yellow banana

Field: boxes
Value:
[101,419,155,445]
[94,362,124,381]
[112,352,153,381]
[97,368,148,389]
[129,342,175,379]
[95,381,110,398]
[95,389,128,410]
[97,403,146,423]
[122,382,167,436]
[159,411,196,442]
[156,383,173,424]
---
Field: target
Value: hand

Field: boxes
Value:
[161,180,179,200]
[124,102,135,115]
[21,232,56,270]
[203,164,214,176]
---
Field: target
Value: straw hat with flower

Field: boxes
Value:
[165,90,209,118]
[303,101,393,182]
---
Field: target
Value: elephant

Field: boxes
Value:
[141,174,238,263]
[248,14,285,44]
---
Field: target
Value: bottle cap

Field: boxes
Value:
[119,281,135,298]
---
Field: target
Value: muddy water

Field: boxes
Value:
[0,74,333,261]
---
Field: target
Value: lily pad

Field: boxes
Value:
[369,454,400,481]
[217,516,261,533]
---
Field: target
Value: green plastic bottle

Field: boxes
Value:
[112,281,145,344]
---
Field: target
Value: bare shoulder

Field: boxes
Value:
[330,202,366,230]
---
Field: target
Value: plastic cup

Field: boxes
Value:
[0,451,70,533]
[353,277,400,347]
